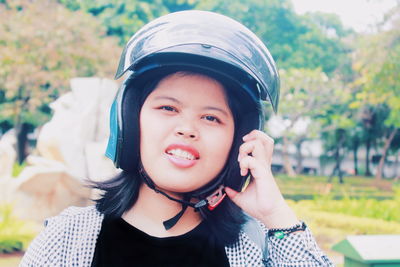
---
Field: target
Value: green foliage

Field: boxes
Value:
[279,68,349,122]
[0,240,22,254]
[350,6,400,179]
[11,162,25,178]
[277,174,396,200]
[0,0,120,131]
[304,11,352,38]
[58,0,164,45]
[311,194,400,222]
[291,201,400,235]
[0,204,38,254]
[352,4,400,129]
[283,176,400,258]
[280,175,400,222]
[198,0,351,75]
[59,0,210,45]
[272,68,353,174]
[59,0,352,75]
[291,200,400,262]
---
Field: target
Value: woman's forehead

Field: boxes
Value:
[158,71,223,88]
[150,71,230,104]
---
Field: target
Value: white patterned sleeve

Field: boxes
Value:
[19,217,63,267]
[264,226,334,267]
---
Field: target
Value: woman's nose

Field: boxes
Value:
[175,123,198,140]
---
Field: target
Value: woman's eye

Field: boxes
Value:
[159,106,176,112]
[202,115,221,123]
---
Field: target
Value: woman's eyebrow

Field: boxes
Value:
[153,96,181,104]
[153,96,229,116]
[203,106,229,117]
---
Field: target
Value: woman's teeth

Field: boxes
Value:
[167,149,196,160]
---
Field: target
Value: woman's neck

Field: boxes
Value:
[122,183,202,237]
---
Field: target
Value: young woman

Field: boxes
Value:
[20,11,333,266]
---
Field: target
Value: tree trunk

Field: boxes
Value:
[394,151,399,179]
[328,130,345,183]
[365,135,372,176]
[295,139,304,174]
[375,128,398,181]
[282,135,296,177]
[14,86,30,165]
[15,122,29,164]
[353,138,359,175]
[328,145,344,183]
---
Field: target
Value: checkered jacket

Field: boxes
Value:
[20,206,333,266]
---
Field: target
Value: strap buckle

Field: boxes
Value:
[206,185,226,210]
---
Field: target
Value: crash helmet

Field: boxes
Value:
[105,10,280,202]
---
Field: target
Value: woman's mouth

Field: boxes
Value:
[167,149,197,160]
[165,144,200,168]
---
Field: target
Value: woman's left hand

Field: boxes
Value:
[225,130,299,228]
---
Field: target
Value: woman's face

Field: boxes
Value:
[139,72,235,194]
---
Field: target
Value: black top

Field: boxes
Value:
[91,216,230,267]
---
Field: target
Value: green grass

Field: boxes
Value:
[311,194,400,221]
[289,200,400,265]
[276,174,397,200]
[276,175,400,265]
[0,204,40,254]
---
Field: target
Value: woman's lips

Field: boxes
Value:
[165,144,200,168]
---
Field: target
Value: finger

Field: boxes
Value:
[242,129,261,140]
[238,139,267,162]
[239,155,265,178]
[242,131,274,164]
[243,130,274,151]
[243,129,270,142]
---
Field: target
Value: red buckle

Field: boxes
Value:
[207,185,226,211]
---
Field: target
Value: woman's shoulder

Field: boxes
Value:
[47,205,103,223]
[224,218,266,266]
[20,206,104,267]
[43,205,104,242]
[42,205,103,231]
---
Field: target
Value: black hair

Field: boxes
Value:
[91,68,263,246]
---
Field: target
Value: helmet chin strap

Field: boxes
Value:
[138,163,226,230]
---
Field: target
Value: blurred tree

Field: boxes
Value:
[315,82,355,183]
[389,132,400,179]
[58,0,201,45]
[270,68,351,176]
[347,125,363,176]
[198,0,352,75]
[156,0,201,12]
[351,4,400,181]
[60,0,353,75]
[304,11,352,38]
[58,0,162,45]
[0,0,120,163]
[361,105,389,176]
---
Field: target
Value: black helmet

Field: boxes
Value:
[105,10,279,217]
[115,10,279,109]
